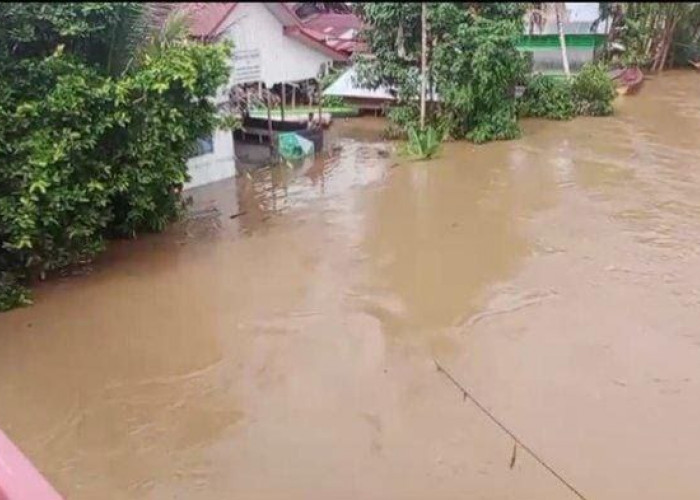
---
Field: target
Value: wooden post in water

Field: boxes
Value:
[317,78,323,128]
[266,84,274,156]
[280,82,286,122]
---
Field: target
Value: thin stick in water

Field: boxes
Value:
[433,359,587,500]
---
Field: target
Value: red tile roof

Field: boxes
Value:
[298,13,364,55]
[184,2,237,38]
[302,13,362,33]
[182,2,350,58]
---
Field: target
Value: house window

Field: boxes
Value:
[195,134,214,156]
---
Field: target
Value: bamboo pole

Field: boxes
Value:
[658,16,679,72]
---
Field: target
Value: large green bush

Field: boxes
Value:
[0,3,231,311]
[520,64,615,121]
[571,63,616,116]
[519,74,576,120]
[434,16,525,144]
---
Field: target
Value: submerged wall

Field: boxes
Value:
[185,128,236,190]
[531,48,597,73]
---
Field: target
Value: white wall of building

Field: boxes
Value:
[184,128,236,190]
[566,3,600,23]
[222,3,334,87]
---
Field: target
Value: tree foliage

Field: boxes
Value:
[354,3,528,144]
[519,64,615,120]
[355,3,618,146]
[607,3,700,70]
[0,3,231,311]
[518,74,577,120]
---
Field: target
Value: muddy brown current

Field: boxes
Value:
[2,71,700,499]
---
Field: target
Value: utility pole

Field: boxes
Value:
[555,3,571,78]
[420,2,427,129]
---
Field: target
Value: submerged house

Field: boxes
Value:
[183,2,349,187]
[322,65,396,111]
[517,2,608,75]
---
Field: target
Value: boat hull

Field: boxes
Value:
[615,68,644,96]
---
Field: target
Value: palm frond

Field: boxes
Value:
[105,3,146,77]
[105,2,190,77]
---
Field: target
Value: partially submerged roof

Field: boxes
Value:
[323,66,440,102]
[323,66,395,101]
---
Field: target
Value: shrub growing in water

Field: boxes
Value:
[384,105,420,139]
[520,64,616,121]
[404,125,442,160]
[519,74,576,120]
[571,63,616,116]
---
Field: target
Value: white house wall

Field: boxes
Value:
[184,128,236,190]
[222,3,334,87]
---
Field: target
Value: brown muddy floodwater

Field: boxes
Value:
[3,71,700,499]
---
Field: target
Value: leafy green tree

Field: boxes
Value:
[0,3,232,311]
[355,2,527,143]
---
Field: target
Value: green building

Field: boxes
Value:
[516,34,608,75]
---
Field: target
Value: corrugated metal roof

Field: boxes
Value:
[323,66,395,100]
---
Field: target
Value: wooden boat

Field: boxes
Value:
[689,60,700,70]
[615,67,644,96]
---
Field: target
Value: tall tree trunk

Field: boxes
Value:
[428,31,434,122]
[644,8,659,60]
[555,3,571,77]
[657,17,678,71]
[652,7,676,72]
[397,24,406,60]
[420,2,427,130]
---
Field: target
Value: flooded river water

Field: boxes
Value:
[2,71,700,499]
